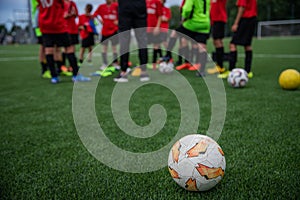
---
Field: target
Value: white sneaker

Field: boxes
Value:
[113,73,128,83]
[140,73,150,82]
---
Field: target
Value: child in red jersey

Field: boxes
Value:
[61,0,79,73]
[146,0,163,70]
[37,0,90,83]
[159,0,171,55]
[31,0,50,78]
[207,0,227,75]
[78,4,97,65]
[94,0,119,70]
[219,0,257,79]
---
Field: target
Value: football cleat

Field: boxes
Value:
[217,71,230,79]
[72,74,91,82]
[248,71,254,78]
[51,77,59,84]
[60,71,73,76]
[42,70,52,79]
[176,63,192,70]
[90,70,112,77]
[207,66,226,74]
[188,64,201,71]
[131,67,141,76]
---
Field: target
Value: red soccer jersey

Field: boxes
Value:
[37,0,67,34]
[94,2,118,36]
[236,0,257,18]
[146,0,163,32]
[64,0,78,34]
[210,0,227,23]
[160,6,171,32]
[78,14,94,39]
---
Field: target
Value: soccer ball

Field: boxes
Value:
[227,68,249,88]
[168,134,225,192]
[278,69,300,90]
[159,61,174,74]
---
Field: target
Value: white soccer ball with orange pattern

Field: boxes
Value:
[168,134,226,192]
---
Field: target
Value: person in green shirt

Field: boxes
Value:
[163,0,210,77]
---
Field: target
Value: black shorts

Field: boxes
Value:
[160,32,168,42]
[42,33,71,48]
[68,34,79,45]
[81,33,95,48]
[147,32,163,44]
[101,31,119,46]
[231,17,257,46]
[37,36,43,45]
[176,25,209,44]
[211,21,225,39]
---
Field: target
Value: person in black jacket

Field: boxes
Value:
[113,0,150,82]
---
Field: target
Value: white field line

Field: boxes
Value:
[0,53,299,62]
[237,54,300,58]
[0,56,37,61]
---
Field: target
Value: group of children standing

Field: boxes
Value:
[33,0,257,83]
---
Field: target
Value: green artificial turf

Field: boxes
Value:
[0,37,299,199]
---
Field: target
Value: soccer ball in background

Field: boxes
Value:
[278,69,300,90]
[168,134,225,192]
[159,61,174,74]
[227,68,249,88]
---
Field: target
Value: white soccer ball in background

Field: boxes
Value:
[168,134,226,192]
[227,68,249,88]
[159,61,174,74]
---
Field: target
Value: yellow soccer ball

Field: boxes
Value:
[278,69,300,90]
